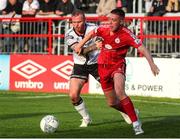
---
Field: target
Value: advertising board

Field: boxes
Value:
[10,55,88,93]
[0,55,10,90]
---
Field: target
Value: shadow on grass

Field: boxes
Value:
[1,114,180,138]
[43,115,180,138]
[141,115,180,138]
[90,120,123,126]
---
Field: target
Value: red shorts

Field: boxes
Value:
[98,62,126,92]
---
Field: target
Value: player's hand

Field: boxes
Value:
[74,45,82,55]
[150,63,160,76]
[95,40,103,49]
[95,37,103,49]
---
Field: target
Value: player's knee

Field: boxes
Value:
[69,93,79,103]
[115,91,126,99]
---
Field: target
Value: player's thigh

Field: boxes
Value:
[69,78,86,98]
[113,73,127,100]
[70,64,88,97]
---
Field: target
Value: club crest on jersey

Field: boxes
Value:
[76,37,80,41]
[105,44,112,49]
[115,38,120,44]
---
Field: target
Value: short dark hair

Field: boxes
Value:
[110,8,125,19]
[72,9,85,19]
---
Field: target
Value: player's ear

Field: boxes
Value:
[120,20,124,26]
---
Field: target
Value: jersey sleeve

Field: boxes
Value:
[65,32,78,47]
[93,26,104,37]
[125,29,142,48]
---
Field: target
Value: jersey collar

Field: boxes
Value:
[73,23,87,38]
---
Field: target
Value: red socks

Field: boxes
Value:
[120,96,137,122]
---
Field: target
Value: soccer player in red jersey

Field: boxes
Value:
[75,8,160,135]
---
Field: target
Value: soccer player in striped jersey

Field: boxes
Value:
[65,10,100,127]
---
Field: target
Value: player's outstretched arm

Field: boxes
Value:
[80,39,103,55]
[80,44,97,55]
[138,45,160,76]
[74,30,95,54]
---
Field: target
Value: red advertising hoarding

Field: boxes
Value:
[10,55,88,93]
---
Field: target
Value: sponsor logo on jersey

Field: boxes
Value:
[12,60,47,79]
[65,35,74,40]
[115,38,120,44]
[134,39,141,45]
[51,60,73,80]
[105,44,112,49]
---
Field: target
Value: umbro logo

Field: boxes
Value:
[51,60,73,80]
[12,60,47,79]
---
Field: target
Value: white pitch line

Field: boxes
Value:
[133,99,180,106]
[84,96,180,106]
[17,94,67,99]
[17,94,180,106]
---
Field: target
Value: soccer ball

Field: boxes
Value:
[40,115,59,133]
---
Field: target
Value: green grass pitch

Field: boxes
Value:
[0,91,180,138]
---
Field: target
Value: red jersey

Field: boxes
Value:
[94,26,142,64]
